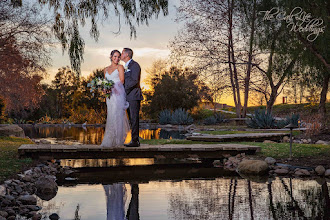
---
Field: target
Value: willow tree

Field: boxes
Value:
[40,0,169,75]
[10,0,168,75]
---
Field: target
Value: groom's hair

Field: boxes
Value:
[123,48,133,58]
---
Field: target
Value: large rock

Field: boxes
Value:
[274,169,289,175]
[32,213,42,220]
[325,169,330,177]
[0,124,25,137]
[315,140,330,145]
[18,195,37,205]
[282,136,290,143]
[49,213,60,220]
[315,166,326,176]
[265,157,276,165]
[294,169,311,176]
[0,185,6,196]
[35,176,58,201]
[237,160,269,175]
[0,211,8,218]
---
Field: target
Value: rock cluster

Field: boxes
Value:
[223,153,246,171]
[281,136,330,145]
[0,162,75,219]
[220,155,330,183]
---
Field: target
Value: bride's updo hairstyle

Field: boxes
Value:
[110,50,121,60]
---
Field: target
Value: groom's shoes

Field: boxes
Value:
[124,141,140,147]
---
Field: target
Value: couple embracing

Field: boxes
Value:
[101,48,142,148]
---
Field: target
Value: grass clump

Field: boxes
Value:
[0,136,33,182]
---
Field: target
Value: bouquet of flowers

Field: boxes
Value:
[87,77,115,98]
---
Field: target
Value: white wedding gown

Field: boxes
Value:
[101,69,130,147]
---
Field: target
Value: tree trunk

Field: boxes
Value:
[243,0,256,118]
[319,72,329,129]
[266,89,277,114]
[227,0,242,118]
[227,0,240,117]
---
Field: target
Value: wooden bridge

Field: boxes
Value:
[186,132,287,142]
[18,143,261,160]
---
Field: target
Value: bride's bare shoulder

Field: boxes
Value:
[104,66,110,73]
[117,65,124,71]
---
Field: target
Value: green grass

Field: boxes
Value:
[140,139,221,145]
[249,142,330,159]
[140,139,330,159]
[0,136,34,183]
[199,130,301,136]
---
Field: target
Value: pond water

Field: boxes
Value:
[33,163,329,220]
[19,125,186,144]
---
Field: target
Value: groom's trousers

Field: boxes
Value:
[127,100,140,143]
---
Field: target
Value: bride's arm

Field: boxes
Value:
[118,65,125,84]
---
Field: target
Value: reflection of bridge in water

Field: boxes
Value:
[58,162,238,185]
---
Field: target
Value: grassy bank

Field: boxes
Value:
[140,139,330,167]
[0,136,34,183]
[199,130,301,136]
[247,103,330,118]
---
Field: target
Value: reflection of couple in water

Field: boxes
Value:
[103,183,139,220]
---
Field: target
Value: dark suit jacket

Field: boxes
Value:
[124,59,143,101]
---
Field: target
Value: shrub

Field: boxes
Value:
[191,108,214,121]
[159,109,172,125]
[215,112,225,123]
[247,109,276,129]
[68,106,106,124]
[277,113,300,128]
[304,114,322,137]
[38,115,53,124]
[203,112,226,125]
[204,116,217,125]
[247,109,301,129]
[171,108,194,125]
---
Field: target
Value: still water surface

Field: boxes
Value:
[35,173,329,220]
[20,125,186,144]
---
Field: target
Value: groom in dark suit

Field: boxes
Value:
[121,48,143,147]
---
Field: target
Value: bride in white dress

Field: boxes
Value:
[101,50,130,147]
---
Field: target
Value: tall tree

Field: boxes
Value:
[0,1,51,119]
[144,66,211,118]
[52,66,79,118]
